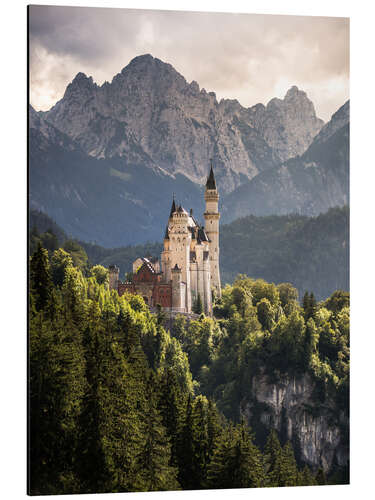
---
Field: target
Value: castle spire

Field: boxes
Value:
[169,194,176,217]
[206,159,217,190]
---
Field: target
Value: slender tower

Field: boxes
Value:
[204,161,221,299]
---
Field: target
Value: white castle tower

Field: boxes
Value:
[204,161,221,299]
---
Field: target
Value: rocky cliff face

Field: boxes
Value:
[313,99,349,145]
[247,86,324,162]
[42,54,323,193]
[241,372,349,472]
[29,104,205,247]
[222,101,349,221]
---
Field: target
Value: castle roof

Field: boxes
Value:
[138,257,157,274]
[169,196,176,217]
[197,226,210,243]
[177,204,188,214]
[206,161,217,190]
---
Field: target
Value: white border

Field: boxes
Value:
[1,1,374,499]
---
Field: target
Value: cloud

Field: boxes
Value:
[29,6,349,121]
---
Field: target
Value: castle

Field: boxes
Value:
[109,163,221,315]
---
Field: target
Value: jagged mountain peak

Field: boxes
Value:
[42,55,329,191]
[267,85,313,110]
[69,71,95,87]
[285,85,307,100]
[63,72,96,101]
[119,53,183,80]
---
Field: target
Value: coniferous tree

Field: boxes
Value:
[231,421,265,488]
[29,292,86,494]
[176,395,195,489]
[278,441,299,487]
[158,367,187,468]
[264,429,282,486]
[206,424,237,489]
[193,293,204,314]
[29,243,53,312]
[136,372,180,491]
[298,465,317,486]
[190,395,211,489]
[206,421,265,489]
[316,467,327,485]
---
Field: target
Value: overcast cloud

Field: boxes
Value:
[29,5,349,121]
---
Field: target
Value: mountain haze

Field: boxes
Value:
[29,105,204,246]
[29,54,348,247]
[222,101,349,221]
[42,54,324,193]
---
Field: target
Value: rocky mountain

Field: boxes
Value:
[29,54,350,247]
[29,105,205,247]
[41,54,324,193]
[222,101,349,221]
[247,85,324,162]
[242,372,348,473]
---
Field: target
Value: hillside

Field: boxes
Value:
[29,56,350,247]
[29,106,204,247]
[29,241,349,494]
[220,206,349,300]
[30,206,349,301]
[222,101,349,220]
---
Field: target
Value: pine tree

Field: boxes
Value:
[206,424,237,489]
[176,395,195,489]
[29,294,86,494]
[316,467,327,485]
[99,341,146,492]
[278,441,299,486]
[264,429,282,486]
[29,243,53,312]
[193,293,203,314]
[135,372,180,491]
[302,291,310,313]
[207,399,222,455]
[298,465,317,486]
[231,422,265,488]
[190,395,210,489]
[309,292,317,320]
[75,301,108,493]
[158,368,187,468]
[206,421,265,489]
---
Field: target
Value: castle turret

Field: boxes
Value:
[204,161,221,298]
[108,265,119,291]
[161,223,171,282]
[171,263,184,311]
[169,203,192,312]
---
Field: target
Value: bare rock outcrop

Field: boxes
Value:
[43,54,324,194]
[241,372,349,472]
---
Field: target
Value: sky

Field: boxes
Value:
[29,5,349,121]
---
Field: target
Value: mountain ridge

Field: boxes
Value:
[222,100,349,221]
[29,55,348,247]
[41,54,324,193]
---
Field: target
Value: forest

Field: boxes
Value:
[29,237,349,494]
[30,205,349,301]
